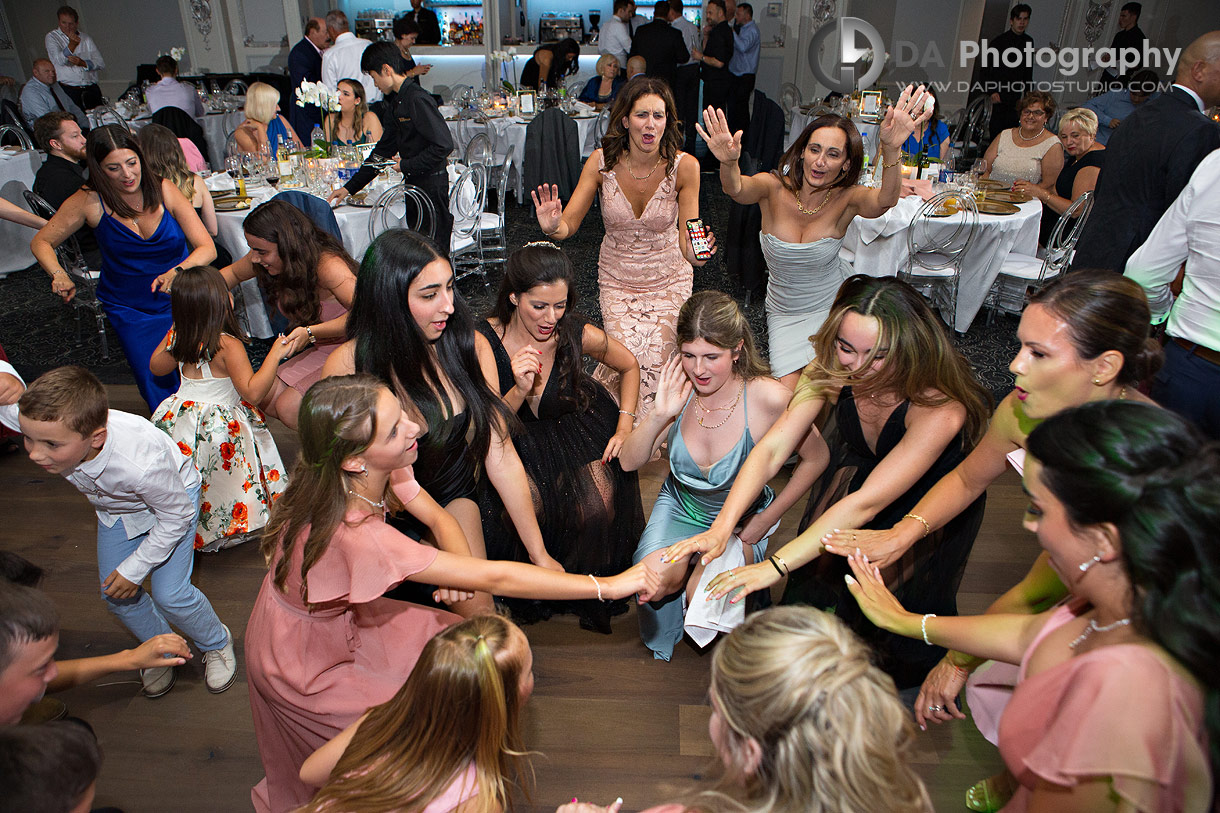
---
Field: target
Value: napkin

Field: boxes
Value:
[683,536,747,648]
[573,101,594,114]
[439,105,459,118]
[205,173,235,192]
[855,195,923,243]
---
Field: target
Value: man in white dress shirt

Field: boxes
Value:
[321,9,383,104]
[144,56,205,125]
[1125,148,1220,439]
[44,6,104,111]
[599,0,635,72]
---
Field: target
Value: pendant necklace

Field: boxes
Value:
[1068,616,1131,649]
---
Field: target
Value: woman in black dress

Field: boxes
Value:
[477,242,645,631]
[520,38,581,91]
[1014,108,1105,246]
[661,276,993,688]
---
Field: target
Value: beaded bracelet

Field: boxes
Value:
[921,613,936,646]
[588,573,604,602]
[618,409,636,418]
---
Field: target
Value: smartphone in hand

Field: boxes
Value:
[686,218,714,261]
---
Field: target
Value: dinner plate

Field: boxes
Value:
[976,179,1009,190]
[987,190,1031,203]
[214,198,253,211]
[977,200,1020,215]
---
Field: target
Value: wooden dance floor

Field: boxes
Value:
[0,385,1039,812]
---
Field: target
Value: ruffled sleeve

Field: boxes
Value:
[1011,648,1210,811]
[305,515,438,605]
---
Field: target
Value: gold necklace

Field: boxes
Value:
[695,379,745,429]
[793,186,833,216]
[626,156,662,181]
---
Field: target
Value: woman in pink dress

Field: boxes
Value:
[246,374,659,812]
[555,606,931,813]
[532,77,714,421]
[219,200,357,429]
[846,400,1218,812]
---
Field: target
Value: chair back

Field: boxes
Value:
[524,107,581,201]
[779,82,802,127]
[0,123,32,150]
[90,105,130,132]
[0,100,33,141]
[449,84,476,107]
[450,163,488,241]
[25,190,93,284]
[1042,190,1094,277]
[367,184,437,243]
[592,106,612,146]
[951,95,991,168]
[270,190,344,241]
[906,190,979,271]
[463,132,492,166]
[151,106,210,164]
[224,79,249,96]
[566,79,585,100]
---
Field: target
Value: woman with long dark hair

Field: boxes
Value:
[321,230,567,615]
[697,86,932,387]
[477,242,644,631]
[219,199,358,428]
[31,124,216,409]
[664,276,993,689]
[847,400,1218,812]
[533,77,712,422]
[520,37,581,91]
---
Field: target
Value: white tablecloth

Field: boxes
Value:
[214,193,376,339]
[840,195,1042,332]
[0,149,43,277]
[446,113,599,167]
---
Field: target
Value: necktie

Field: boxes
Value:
[51,85,66,112]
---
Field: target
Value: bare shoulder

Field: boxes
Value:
[748,376,793,417]
[906,392,968,430]
[321,340,356,378]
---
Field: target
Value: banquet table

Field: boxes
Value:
[0,149,43,278]
[445,111,599,200]
[839,194,1042,332]
[102,108,236,172]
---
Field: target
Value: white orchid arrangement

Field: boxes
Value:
[858,48,890,66]
[158,46,187,62]
[295,80,340,112]
[490,47,519,92]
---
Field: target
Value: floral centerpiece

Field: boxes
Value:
[295,80,340,113]
[158,46,187,62]
[490,47,519,92]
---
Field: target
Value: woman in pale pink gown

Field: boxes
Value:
[533,77,714,421]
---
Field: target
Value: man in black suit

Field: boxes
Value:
[694,1,734,121]
[1072,31,1220,273]
[288,17,328,141]
[630,0,689,91]
[402,0,442,46]
[980,4,1033,140]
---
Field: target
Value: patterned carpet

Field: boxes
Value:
[0,174,1019,402]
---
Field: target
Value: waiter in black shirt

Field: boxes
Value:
[329,42,454,255]
[402,0,442,45]
[1103,2,1147,85]
[980,3,1033,140]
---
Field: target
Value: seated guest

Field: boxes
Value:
[981,90,1063,191]
[144,54,204,126]
[1014,107,1105,246]
[901,83,950,161]
[846,400,1218,813]
[1083,69,1159,145]
[19,58,86,130]
[234,81,303,155]
[557,607,931,813]
[297,615,534,811]
[0,721,101,813]
[31,111,99,268]
[580,54,625,105]
[138,123,218,240]
[322,78,383,146]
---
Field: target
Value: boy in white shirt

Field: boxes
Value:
[17,366,235,697]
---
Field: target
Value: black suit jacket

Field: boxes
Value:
[288,38,323,139]
[630,19,689,90]
[702,21,734,87]
[1072,86,1220,272]
[404,8,442,45]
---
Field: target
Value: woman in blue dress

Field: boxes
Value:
[618,291,803,661]
[32,125,216,409]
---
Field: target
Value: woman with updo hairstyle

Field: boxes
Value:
[476,242,645,631]
[297,614,534,812]
[1017,107,1105,246]
[847,400,1218,812]
[664,276,992,687]
[557,606,932,813]
[982,90,1064,189]
[619,290,793,661]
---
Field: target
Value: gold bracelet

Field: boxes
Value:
[903,513,931,538]
[881,152,902,169]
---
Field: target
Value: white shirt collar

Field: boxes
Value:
[72,433,112,479]
[1173,83,1205,113]
[334,31,355,44]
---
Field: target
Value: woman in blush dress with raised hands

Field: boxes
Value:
[697,85,933,388]
[532,77,714,422]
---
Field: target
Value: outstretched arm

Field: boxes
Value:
[849,84,932,219]
[532,151,602,239]
[49,634,192,693]
[695,106,774,204]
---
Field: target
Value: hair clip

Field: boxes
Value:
[523,240,560,250]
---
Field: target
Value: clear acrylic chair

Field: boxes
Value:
[367,183,438,244]
[449,163,489,286]
[899,190,979,331]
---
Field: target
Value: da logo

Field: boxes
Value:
[808,17,886,94]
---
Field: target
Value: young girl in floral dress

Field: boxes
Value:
[150,266,291,550]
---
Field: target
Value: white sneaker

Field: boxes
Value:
[202,624,237,693]
[140,665,176,698]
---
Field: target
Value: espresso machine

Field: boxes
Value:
[538,13,584,43]
[588,8,601,44]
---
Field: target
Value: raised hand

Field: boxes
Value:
[531,184,564,236]
[651,355,692,422]
[844,550,913,634]
[694,107,742,165]
[509,344,543,395]
[878,84,933,150]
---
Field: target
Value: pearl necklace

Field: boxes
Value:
[1068,616,1131,649]
[347,489,386,512]
[1017,126,1045,141]
[793,186,833,216]
[695,379,745,429]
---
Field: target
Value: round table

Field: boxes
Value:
[446,112,599,200]
[839,194,1042,332]
[0,149,43,278]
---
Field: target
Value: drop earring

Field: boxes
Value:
[359,464,367,475]
[1078,553,1102,573]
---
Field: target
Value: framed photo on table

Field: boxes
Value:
[859,90,883,122]
[518,91,536,115]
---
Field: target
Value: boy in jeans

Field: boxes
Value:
[17,366,235,697]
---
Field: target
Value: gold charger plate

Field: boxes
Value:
[987,190,1032,203]
[977,200,1020,215]
[976,179,1008,190]
[214,198,253,211]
